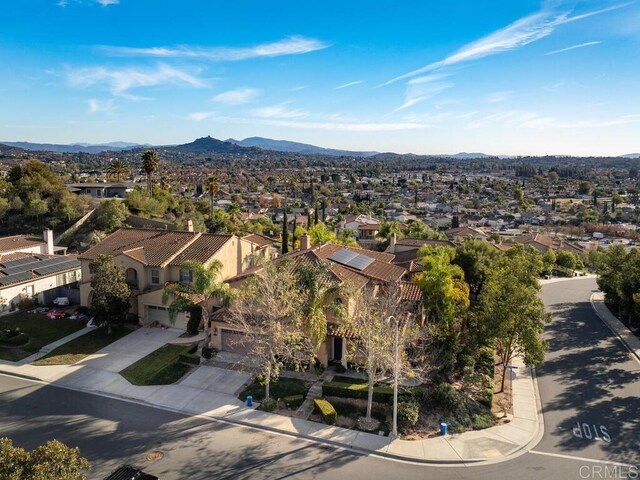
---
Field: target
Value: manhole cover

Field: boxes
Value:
[146,451,164,462]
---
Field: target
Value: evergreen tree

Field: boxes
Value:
[282,209,289,254]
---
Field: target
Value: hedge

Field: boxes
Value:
[186,343,198,354]
[314,398,337,425]
[261,399,277,412]
[179,352,200,365]
[322,381,394,403]
[283,394,305,409]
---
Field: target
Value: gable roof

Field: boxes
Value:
[242,233,276,248]
[79,228,233,267]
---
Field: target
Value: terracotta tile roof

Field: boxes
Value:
[169,234,233,266]
[242,233,275,248]
[312,244,406,283]
[399,281,422,301]
[0,235,45,254]
[313,243,395,263]
[446,227,487,237]
[79,228,200,266]
[357,223,380,231]
[122,247,146,264]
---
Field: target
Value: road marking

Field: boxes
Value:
[529,450,635,468]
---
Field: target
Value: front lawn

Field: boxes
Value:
[120,344,194,386]
[238,377,312,402]
[33,326,133,365]
[0,312,86,362]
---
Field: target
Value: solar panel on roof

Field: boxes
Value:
[346,254,375,271]
[0,257,34,268]
[0,271,34,285]
[34,260,79,276]
[328,249,359,265]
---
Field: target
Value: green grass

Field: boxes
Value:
[120,344,194,386]
[0,312,86,362]
[33,326,132,365]
[238,377,312,402]
[332,375,368,384]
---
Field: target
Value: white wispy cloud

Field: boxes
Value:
[395,75,453,112]
[67,63,206,98]
[251,103,308,119]
[212,87,261,105]
[382,3,629,86]
[219,115,430,132]
[97,0,119,5]
[467,110,640,130]
[334,80,364,90]
[57,0,119,6]
[87,98,113,113]
[100,36,329,61]
[188,111,216,121]
[487,90,515,103]
[545,41,601,55]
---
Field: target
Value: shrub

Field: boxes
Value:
[261,399,277,412]
[186,306,201,335]
[398,401,420,430]
[179,352,200,365]
[314,398,337,425]
[201,346,215,359]
[283,394,304,409]
[479,386,493,408]
[431,383,464,413]
[472,412,496,430]
[322,381,393,403]
[16,295,38,311]
[476,346,495,377]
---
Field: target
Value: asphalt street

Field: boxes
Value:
[0,276,637,480]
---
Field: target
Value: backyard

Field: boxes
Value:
[0,312,86,362]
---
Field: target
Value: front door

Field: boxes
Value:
[333,336,343,362]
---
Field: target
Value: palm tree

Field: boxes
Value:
[107,159,129,182]
[162,260,232,348]
[141,150,158,195]
[296,261,344,352]
[207,175,219,218]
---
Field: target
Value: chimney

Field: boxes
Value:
[43,229,54,255]
[390,233,397,253]
[300,234,311,250]
[186,219,194,232]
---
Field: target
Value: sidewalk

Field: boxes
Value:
[0,328,543,465]
[591,291,640,363]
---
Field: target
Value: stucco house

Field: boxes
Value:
[212,235,422,367]
[67,182,133,199]
[78,227,259,329]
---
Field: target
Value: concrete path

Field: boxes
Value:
[18,326,95,365]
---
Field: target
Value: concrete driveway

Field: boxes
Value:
[179,365,250,395]
[77,327,183,372]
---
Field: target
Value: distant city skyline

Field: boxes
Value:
[1,0,639,156]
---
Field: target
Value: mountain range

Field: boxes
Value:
[227,136,379,157]
[0,141,147,154]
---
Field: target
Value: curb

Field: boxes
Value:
[590,293,640,364]
[0,365,542,467]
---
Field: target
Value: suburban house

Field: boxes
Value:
[78,227,258,329]
[445,226,488,242]
[212,235,421,367]
[67,182,133,199]
[0,231,80,311]
[0,229,66,257]
[501,233,590,255]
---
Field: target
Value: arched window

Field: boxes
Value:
[125,268,138,288]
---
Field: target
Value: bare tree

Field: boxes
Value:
[226,261,311,401]
[338,283,422,425]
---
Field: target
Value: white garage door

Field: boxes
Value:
[220,329,251,354]
[146,305,185,329]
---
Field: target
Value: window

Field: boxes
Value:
[151,269,160,285]
[180,269,192,283]
[25,285,34,297]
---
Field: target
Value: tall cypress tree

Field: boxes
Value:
[321,199,326,222]
[314,203,319,225]
[282,209,289,254]
[291,214,298,250]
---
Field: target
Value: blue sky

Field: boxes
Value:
[1,0,639,156]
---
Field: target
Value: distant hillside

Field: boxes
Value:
[620,153,640,159]
[169,136,260,154]
[445,152,494,159]
[228,136,378,157]
[0,141,145,154]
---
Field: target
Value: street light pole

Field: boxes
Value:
[505,364,518,410]
[387,315,399,439]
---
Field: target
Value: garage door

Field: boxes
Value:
[220,329,252,354]
[146,305,185,329]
